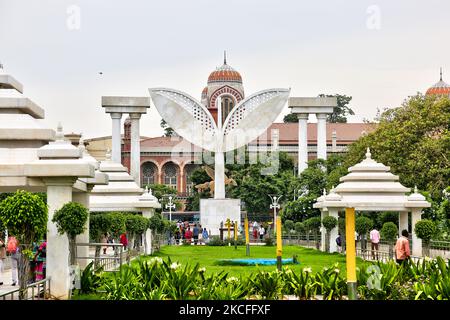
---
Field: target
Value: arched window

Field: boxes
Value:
[221,96,234,124]
[163,162,178,190]
[141,162,157,187]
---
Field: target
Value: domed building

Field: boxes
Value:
[202,53,245,125]
[426,68,450,96]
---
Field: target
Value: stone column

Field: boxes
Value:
[399,211,408,237]
[142,210,154,255]
[179,165,184,194]
[331,130,337,153]
[111,112,122,163]
[73,191,90,269]
[411,209,422,257]
[297,114,309,174]
[45,178,76,299]
[320,210,328,252]
[130,113,141,186]
[329,209,339,253]
[316,113,327,160]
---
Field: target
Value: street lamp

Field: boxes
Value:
[269,194,282,232]
[165,195,176,222]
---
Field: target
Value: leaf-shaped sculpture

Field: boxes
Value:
[222,88,290,152]
[149,87,290,199]
[149,88,218,152]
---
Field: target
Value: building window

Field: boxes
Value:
[221,96,234,124]
[142,162,157,187]
[163,162,178,190]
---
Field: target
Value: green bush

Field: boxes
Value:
[207,236,225,246]
[294,221,305,234]
[414,219,436,244]
[322,216,338,232]
[264,236,274,246]
[381,222,398,242]
[283,220,295,233]
[355,216,374,235]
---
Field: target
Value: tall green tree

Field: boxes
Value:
[0,190,47,299]
[160,119,174,137]
[318,94,355,123]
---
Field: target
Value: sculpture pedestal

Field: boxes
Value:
[200,198,241,236]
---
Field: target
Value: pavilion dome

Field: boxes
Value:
[426,68,450,96]
[207,62,242,84]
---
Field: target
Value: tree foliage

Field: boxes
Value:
[381,222,398,242]
[322,216,338,232]
[355,216,374,235]
[160,119,174,137]
[52,202,89,238]
[318,94,355,123]
[414,219,436,243]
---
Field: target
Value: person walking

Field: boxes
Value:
[193,224,200,245]
[33,241,47,281]
[336,234,342,253]
[259,225,265,241]
[370,227,381,260]
[101,233,108,254]
[184,227,193,244]
[0,235,6,285]
[7,235,19,286]
[120,232,128,250]
[202,228,209,245]
[395,230,411,265]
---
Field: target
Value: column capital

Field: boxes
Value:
[316,113,328,120]
[297,113,309,120]
[129,113,142,120]
[110,112,122,119]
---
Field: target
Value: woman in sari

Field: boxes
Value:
[34,241,47,281]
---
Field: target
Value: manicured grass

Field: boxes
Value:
[144,245,365,277]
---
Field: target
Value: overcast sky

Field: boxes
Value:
[1,0,449,139]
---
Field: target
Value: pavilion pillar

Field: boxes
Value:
[45,178,76,299]
[411,208,423,257]
[142,210,154,255]
[73,191,91,269]
[329,209,339,253]
[399,211,409,237]
[320,210,328,252]
[316,113,327,160]
[130,113,141,186]
[297,114,309,174]
[110,112,122,163]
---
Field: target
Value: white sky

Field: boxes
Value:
[1,0,449,139]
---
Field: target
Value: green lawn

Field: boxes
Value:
[143,245,365,277]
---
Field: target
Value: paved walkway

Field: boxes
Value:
[0,267,15,295]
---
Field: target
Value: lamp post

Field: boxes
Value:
[269,195,282,233]
[165,195,176,222]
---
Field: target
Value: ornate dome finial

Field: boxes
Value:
[224,50,227,65]
[366,147,372,159]
[56,122,64,141]
[323,188,327,196]
[440,67,443,82]
[105,148,111,161]
[414,185,418,194]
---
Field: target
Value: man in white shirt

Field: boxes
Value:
[259,226,265,240]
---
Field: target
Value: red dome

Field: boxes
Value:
[207,63,242,84]
[426,69,450,96]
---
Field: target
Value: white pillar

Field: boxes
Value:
[320,210,328,252]
[411,209,423,257]
[399,211,408,237]
[73,191,90,269]
[142,210,154,255]
[297,113,309,174]
[214,151,225,199]
[316,113,327,160]
[130,113,141,186]
[329,209,339,253]
[331,130,337,153]
[111,112,122,163]
[45,178,75,299]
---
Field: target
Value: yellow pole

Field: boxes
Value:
[345,207,357,300]
[226,218,231,245]
[276,216,282,271]
[244,216,250,256]
[234,221,238,249]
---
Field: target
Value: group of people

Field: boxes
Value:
[251,221,266,240]
[335,227,412,265]
[174,221,209,245]
[0,235,46,286]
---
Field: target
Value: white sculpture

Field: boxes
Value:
[149,88,290,199]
